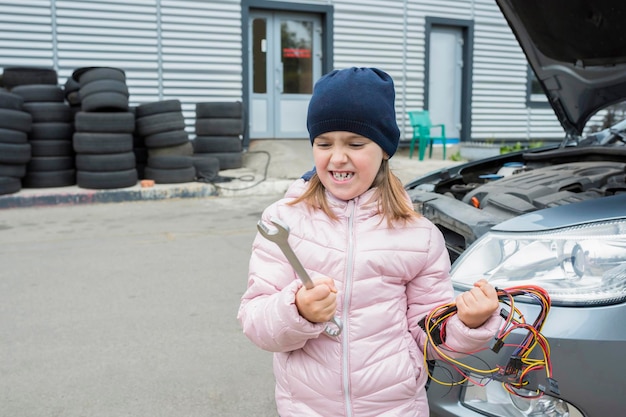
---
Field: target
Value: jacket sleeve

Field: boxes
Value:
[406,222,502,358]
[237,209,326,353]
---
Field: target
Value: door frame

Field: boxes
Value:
[242,0,334,148]
[424,17,474,143]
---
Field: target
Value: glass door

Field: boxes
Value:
[250,11,322,139]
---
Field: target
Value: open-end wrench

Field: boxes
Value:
[256,217,343,337]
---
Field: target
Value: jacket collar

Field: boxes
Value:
[285,179,381,219]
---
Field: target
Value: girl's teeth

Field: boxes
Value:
[333,172,353,180]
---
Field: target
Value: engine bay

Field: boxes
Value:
[406,145,626,261]
[457,161,626,217]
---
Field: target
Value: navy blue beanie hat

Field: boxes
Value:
[307,67,400,157]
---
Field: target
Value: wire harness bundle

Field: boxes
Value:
[418,285,558,398]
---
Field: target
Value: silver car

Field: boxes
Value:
[405,0,626,416]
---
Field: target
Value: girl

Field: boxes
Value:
[238,67,501,417]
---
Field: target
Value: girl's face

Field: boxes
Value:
[312,131,385,201]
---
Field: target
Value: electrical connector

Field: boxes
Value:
[538,378,560,396]
[490,337,504,353]
[418,317,445,345]
[505,356,523,375]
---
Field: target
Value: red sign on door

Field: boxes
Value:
[283,48,311,58]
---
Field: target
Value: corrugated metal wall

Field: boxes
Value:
[0,0,242,134]
[0,1,55,68]
[327,0,567,142]
[0,0,577,142]
[332,0,412,137]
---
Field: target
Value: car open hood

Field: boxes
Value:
[496,0,626,136]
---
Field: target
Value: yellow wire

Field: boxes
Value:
[420,288,552,391]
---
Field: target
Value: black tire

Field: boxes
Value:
[136,111,185,137]
[79,79,129,98]
[0,176,21,195]
[135,99,181,118]
[147,155,193,169]
[133,132,145,148]
[64,76,80,95]
[136,163,145,180]
[30,140,73,157]
[0,108,32,132]
[74,111,135,133]
[192,155,220,181]
[27,156,75,172]
[144,166,196,184]
[22,169,76,188]
[147,141,193,157]
[81,92,129,112]
[30,122,74,141]
[195,101,242,119]
[73,132,134,154]
[0,142,31,164]
[193,135,242,153]
[0,91,24,110]
[195,118,244,136]
[23,102,72,123]
[2,67,57,89]
[73,67,126,84]
[75,151,136,172]
[77,169,137,189]
[11,84,65,103]
[0,128,28,144]
[0,163,26,178]
[66,90,81,106]
[143,129,189,148]
[134,147,148,163]
[194,151,243,170]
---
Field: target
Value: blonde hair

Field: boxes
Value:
[288,160,420,226]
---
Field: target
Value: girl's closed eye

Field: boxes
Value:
[315,142,331,149]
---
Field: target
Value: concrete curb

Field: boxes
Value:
[0,182,219,209]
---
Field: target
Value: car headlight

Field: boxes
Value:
[450,220,626,306]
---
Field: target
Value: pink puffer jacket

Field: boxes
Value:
[238,180,501,417]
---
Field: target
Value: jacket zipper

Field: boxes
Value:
[342,201,356,417]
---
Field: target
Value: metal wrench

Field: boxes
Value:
[256,217,343,337]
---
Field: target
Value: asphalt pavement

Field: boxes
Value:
[0,141,461,416]
[1,195,281,417]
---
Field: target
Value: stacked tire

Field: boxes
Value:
[72,67,137,189]
[12,83,76,188]
[1,66,57,90]
[0,90,32,195]
[129,106,148,180]
[135,99,196,184]
[63,76,81,117]
[193,101,244,171]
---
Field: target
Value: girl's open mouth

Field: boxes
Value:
[332,171,354,181]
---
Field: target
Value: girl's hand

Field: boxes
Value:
[455,279,499,329]
[295,277,338,323]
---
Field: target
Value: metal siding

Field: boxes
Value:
[332,0,410,138]
[55,0,159,106]
[0,0,581,144]
[0,1,54,68]
[1,0,242,136]
[160,0,241,133]
[471,0,562,141]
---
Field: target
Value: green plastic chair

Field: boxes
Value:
[408,110,447,160]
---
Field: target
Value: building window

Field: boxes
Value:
[526,66,550,108]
